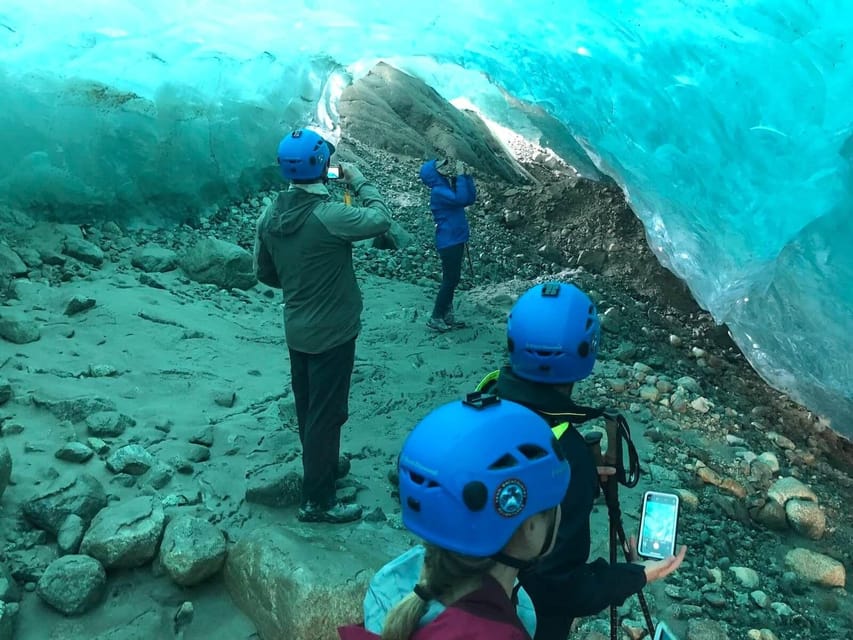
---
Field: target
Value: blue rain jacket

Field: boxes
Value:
[419,160,476,250]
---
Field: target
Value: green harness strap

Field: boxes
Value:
[476,370,572,440]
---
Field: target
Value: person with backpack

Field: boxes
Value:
[418,157,476,332]
[254,128,394,524]
[475,282,687,640]
[338,393,571,640]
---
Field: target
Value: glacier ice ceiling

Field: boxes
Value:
[1,0,851,435]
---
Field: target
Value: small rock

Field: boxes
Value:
[159,516,227,586]
[214,390,237,408]
[690,397,713,413]
[363,507,386,523]
[245,464,302,507]
[106,444,154,475]
[730,566,760,589]
[64,295,96,316]
[190,427,215,447]
[86,411,135,438]
[750,590,770,608]
[36,555,106,615]
[86,437,109,454]
[63,237,104,266]
[756,451,780,473]
[54,442,95,464]
[638,385,660,402]
[88,364,118,378]
[148,463,174,490]
[770,601,795,617]
[183,444,211,463]
[784,548,846,588]
[131,245,179,273]
[785,499,826,539]
[753,499,789,531]
[0,310,40,344]
[676,376,702,394]
[57,514,86,555]
[768,431,796,450]
[0,378,11,406]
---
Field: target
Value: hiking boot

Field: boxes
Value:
[426,317,452,332]
[297,500,363,524]
[443,313,467,328]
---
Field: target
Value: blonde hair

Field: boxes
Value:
[380,544,496,640]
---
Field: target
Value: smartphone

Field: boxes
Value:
[654,621,679,640]
[327,165,342,180]
[637,491,680,560]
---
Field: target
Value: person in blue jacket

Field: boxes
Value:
[419,158,477,332]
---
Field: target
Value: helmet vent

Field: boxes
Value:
[462,481,488,511]
[407,497,422,512]
[409,472,438,488]
[585,318,593,330]
[488,453,518,470]
[578,341,590,357]
[517,444,548,461]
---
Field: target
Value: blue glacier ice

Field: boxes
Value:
[1,0,851,435]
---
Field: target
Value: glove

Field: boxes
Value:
[341,162,365,184]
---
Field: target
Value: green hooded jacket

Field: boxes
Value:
[253,180,392,353]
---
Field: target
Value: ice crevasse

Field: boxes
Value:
[0,0,851,435]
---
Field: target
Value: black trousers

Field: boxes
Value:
[432,242,465,319]
[288,338,356,506]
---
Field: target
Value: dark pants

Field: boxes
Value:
[432,242,465,319]
[533,613,573,640]
[288,338,356,506]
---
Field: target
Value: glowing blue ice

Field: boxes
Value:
[0,0,850,432]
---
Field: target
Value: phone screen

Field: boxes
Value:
[327,165,341,180]
[638,491,679,560]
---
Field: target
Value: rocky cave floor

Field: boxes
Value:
[0,130,852,640]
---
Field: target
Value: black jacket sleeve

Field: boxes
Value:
[522,558,647,617]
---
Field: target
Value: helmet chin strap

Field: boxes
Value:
[492,507,559,571]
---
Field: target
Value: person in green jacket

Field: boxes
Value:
[254,128,394,524]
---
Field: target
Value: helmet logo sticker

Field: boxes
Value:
[494,479,527,518]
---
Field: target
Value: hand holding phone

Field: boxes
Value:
[327,165,342,180]
[637,491,680,560]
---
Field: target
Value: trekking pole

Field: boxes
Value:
[586,415,655,640]
[465,242,474,279]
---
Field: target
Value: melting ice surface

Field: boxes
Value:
[1,1,851,435]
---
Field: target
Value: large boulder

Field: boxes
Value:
[180,238,256,290]
[80,496,165,569]
[23,473,107,535]
[36,555,106,616]
[0,309,40,344]
[224,525,408,640]
[0,244,27,277]
[158,515,227,586]
[339,62,526,183]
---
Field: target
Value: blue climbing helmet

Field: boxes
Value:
[507,282,600,384]
[276,128,336,183]
[398,394,570,557]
